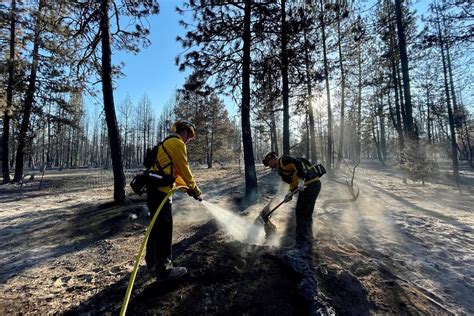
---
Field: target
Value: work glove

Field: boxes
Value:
[187,185,202,200]
[298,178,305,192]
[283,191,293,203]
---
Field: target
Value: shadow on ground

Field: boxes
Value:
[0,197,145,284]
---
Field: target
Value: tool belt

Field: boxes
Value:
[146,170,176,191]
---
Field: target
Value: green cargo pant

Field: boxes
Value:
[146,190,173,273]
[295,180,321,246]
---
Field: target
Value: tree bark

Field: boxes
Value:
[100,0,126,203]
[305,113,310,159]
[443,23,458,123]
[426,85,432,144]
[270,108,279,154]
[47,103,51,166]
[209,121,214,168]
[445,31,461,141]
[336,10,345,169]
[241,0,258,201]
[371,117,385,166]
[13,0,44,182]
[303,10,317,163]
[395,61,406,135]
[436,5,459,180]
[3,0,16,184]
[320,0,333,169]
[378,98,387,161]
[394,0,414,138]
[389,24,405,154]
[356,44,362,161]
[281,0,290,155]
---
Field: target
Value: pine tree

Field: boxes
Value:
[177,0,259,201]
[13,0,45,182]
[173,89,234,168]
[394,0,414,138]
[2,0,17,183]
[70,0,159,203]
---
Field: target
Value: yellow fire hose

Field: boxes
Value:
[120,185,187,316]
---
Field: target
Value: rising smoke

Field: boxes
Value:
[201,201,267,245]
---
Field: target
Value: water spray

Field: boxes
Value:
[200,201,266,245]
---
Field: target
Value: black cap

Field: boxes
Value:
[262,152,278,166]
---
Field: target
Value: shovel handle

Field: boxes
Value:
[264,189,300,220]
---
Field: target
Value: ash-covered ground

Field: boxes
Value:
[0,162,472,315]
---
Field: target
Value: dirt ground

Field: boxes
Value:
[0,162,472,315]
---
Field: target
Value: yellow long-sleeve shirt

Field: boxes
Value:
[277,155,320,191]
[151,134,197,194]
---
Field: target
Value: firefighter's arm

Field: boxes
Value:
[168,138,197,190]
[281,156,300,192]
[285,174,298,202]
[289,176,298,192]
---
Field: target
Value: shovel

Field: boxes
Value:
[256,189,300,238]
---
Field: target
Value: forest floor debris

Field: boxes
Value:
[0,162,473,314]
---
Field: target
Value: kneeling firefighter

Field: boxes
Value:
[146,121,202,280]
[262,152,323,246]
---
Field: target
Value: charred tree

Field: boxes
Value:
[13,0,44,182]
[2,0,16,184]
[394,0,414,138]
[281,0,290,155]
[303,23,318,163]
[99,0,126,203]
[356,41,362,161]
[435,5,459,181]
[336,4,347,169]
[320,0,333,169]
[241,0,258,200]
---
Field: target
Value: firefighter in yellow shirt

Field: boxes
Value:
[262,152,322,247]
[146,121,201,280]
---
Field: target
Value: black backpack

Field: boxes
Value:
[143,146,159,170]
[300,157,326,179]
[130,135,179,196]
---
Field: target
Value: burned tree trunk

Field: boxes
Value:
[436,5,460,182]
[14,0,44,182]
[356,44,362,161]
[303,12,317,163]
[3,0,16,184]
[336,10,346,170]
[320,0,333,169]
[394,0,414,138]
[99,0,126,203]
[281,0,290,155]
[241,0,258,200]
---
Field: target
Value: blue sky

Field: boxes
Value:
[113,1,188,114]
[85,1,192,119]
[84,1,469,121]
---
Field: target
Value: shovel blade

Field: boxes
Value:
[263,220,277,238]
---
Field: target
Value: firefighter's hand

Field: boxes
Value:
[187,185,202,200]
[298,178,305,192]
[283,191,293,203]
